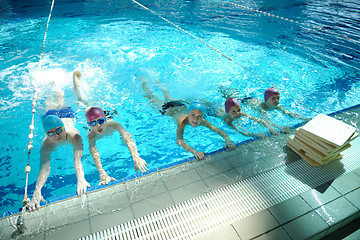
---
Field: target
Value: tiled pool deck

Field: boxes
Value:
[0,107,359,240]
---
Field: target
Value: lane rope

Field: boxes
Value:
[224,1,360,45]
[131,0,319,114]
[17,0,55,233]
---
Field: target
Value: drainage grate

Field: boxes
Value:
[79,157,359,240]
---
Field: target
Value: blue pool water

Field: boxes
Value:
[0,0,359,216]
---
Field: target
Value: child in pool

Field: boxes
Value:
[243,87,309,121]
[140,77,236,160]
[221,97,279,137]
[177,100,236,160]
[220,86,309,133]
[27,82,90,210]
[73,71,147,185]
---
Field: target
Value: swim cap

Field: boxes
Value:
[42,115,64,133]
[264,87,280,102]
[85,107,105,122]
[187,100,206,115]
[225,97,240,114]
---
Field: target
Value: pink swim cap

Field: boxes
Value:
[85,107,105,122]
[225,97,240,113]
[264,87,280,102]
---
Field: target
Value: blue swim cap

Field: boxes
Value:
[187,100,206,115]
[42,115,64,133]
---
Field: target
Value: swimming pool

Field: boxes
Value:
[0,0,359,216]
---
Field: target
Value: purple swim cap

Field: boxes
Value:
[86,107,105,122]
[225,97,240,113]
[264,87,280,102]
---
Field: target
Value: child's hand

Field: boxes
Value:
[281,127,290,134]
[27,189,45,211]
[194,151,205,160]
[225,141,236,151]
[255,133,266,139]
[77,178,90,195]
[99,173,116,185]
[134,156,148,173]
[269,128,280,135]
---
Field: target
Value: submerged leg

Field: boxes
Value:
[73,70,90,108]
[45,77,65,110]
[155,80,175,102]
[139,77,163,108]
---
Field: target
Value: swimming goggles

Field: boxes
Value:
[87,118,106,126]
[47,127,64,137]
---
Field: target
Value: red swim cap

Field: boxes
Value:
[225,97,240,113]
[85,107,105,122]
[264,87,280,102]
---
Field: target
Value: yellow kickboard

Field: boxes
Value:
[295,131,332,155]
[287,137,343,167]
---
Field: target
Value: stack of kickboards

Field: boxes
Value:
[287,113,358,167]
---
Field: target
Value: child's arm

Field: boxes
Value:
[27,141,53,210]
[224,115,263,137]
[89,135,116,185]
[233,122,267,139]
[112,121,148,173]
[278,106,310,121]
[71,132,90,194]
[202,119,236,150]
[245,113,281,135]
[176,116,205,160]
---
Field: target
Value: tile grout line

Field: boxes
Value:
[79,156,360,240]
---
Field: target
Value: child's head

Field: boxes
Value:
[86,107,107,134]
[225,97,241,118]
[264,87,280,107]
[187,100,205,127]
[42,115,66,143]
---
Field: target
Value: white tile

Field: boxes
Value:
[169,180,209,204]
[195,159,233,179]
[87,186,130,217]
[331,172,360,195]
[195,225,241,240]
[90,206,134,233]
[254,227,292,240]
[44,218,90,240]
[232,210,279,240]
[131,192,174,218]
[126,173,167,203]
[162,168,202,190]
[203,169,239,190]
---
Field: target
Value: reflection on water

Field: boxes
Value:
[0,0,360,215]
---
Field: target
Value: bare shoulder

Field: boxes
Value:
[107,119,127,134]
[107,119,122,128]
[177,114,188,126]
[66,127,80,138]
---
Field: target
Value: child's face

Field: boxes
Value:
[228,105,242,119]
[47,127,66,143]
[188,109,203,127]
[90,117,107,135]
[266,94,280,107]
